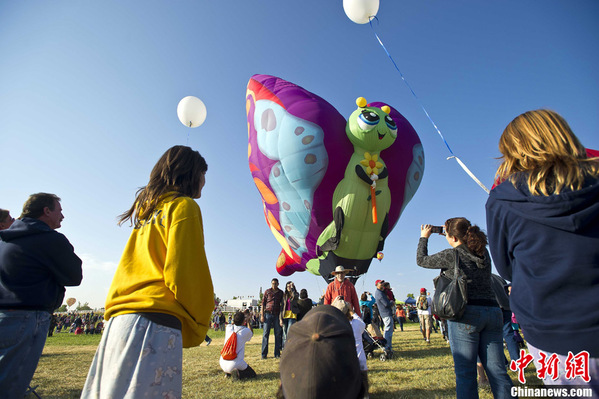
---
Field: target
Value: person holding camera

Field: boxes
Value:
[220,311,256,380]
[416,218,513,399]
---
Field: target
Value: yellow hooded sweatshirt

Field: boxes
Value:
[105,193,214,348]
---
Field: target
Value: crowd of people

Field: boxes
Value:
[1,109,598,398]
[50,312,105,336]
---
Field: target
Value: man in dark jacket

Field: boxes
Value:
[296,288,313,321]
[374,279,394,355]
[0,193,82,397]
[260,278,284,359]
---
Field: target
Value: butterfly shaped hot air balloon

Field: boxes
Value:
[246,74,424,282]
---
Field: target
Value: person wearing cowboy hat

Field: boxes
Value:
[322,266,361,317]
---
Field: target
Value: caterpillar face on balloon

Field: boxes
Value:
[246,74,424,282]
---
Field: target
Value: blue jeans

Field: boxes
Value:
[382,316,393,352]
[502,309,519,363]
[261,312,282,358]
[282,318,296,348]
[447,305,513,399]
[0,310,51,397]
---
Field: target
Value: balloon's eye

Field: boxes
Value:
[385,115,398,137]
[358,110,379,131]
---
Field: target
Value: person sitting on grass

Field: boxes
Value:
[220,311,256,380]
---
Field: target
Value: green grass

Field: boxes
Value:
[28,323,535,398]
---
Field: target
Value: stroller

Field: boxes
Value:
[362,329,391,361]
[408,309,419,323]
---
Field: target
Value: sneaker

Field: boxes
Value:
[261,356,267,360]
[205,338,212,346]
[426,339,430,343]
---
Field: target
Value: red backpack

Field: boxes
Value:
[220,331,238,360]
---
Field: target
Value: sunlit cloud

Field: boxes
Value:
[79,253,118,273]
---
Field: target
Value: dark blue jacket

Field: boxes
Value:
[0,218,82,313]
[374,288,394,319]
[486,175,599,357]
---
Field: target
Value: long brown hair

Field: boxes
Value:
[445,217,487,257]
[496,109,599,195]
[118,146,207,226]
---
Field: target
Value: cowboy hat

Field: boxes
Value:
[331,266,351,275]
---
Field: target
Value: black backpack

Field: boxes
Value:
[417,294,429,310]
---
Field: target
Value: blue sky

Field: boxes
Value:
[1,1,597,309]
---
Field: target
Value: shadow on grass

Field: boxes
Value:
[397,346,452,359]
[255,371,280,380]
[25,387,82,399]
[373,387,457,398]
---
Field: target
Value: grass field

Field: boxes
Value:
[27,322,535,398]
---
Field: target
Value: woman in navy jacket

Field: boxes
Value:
[486,109,599,391]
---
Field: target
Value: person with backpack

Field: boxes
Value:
[220,311,256,380]
[359,292,375,326]
[416,288,432,343]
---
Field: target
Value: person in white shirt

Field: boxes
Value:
[332,297,369,397]
[220,312,256,380]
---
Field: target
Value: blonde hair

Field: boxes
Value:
[496,109,599,195]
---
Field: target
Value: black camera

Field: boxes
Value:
[430,226,444,234]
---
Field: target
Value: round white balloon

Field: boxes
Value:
[177,96,207,128]
[343,0,379,24]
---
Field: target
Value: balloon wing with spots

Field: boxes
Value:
[246,74,351,276]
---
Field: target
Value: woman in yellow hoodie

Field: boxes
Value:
[82,145,214,398]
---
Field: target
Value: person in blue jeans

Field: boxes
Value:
[260,278,284,359]
[280,281,299,349]
[0,193,83,397]
[417,218,513,399]
[374,279,394,355]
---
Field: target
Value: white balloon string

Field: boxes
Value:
[368,17,489,194]
[447,156,490,194]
